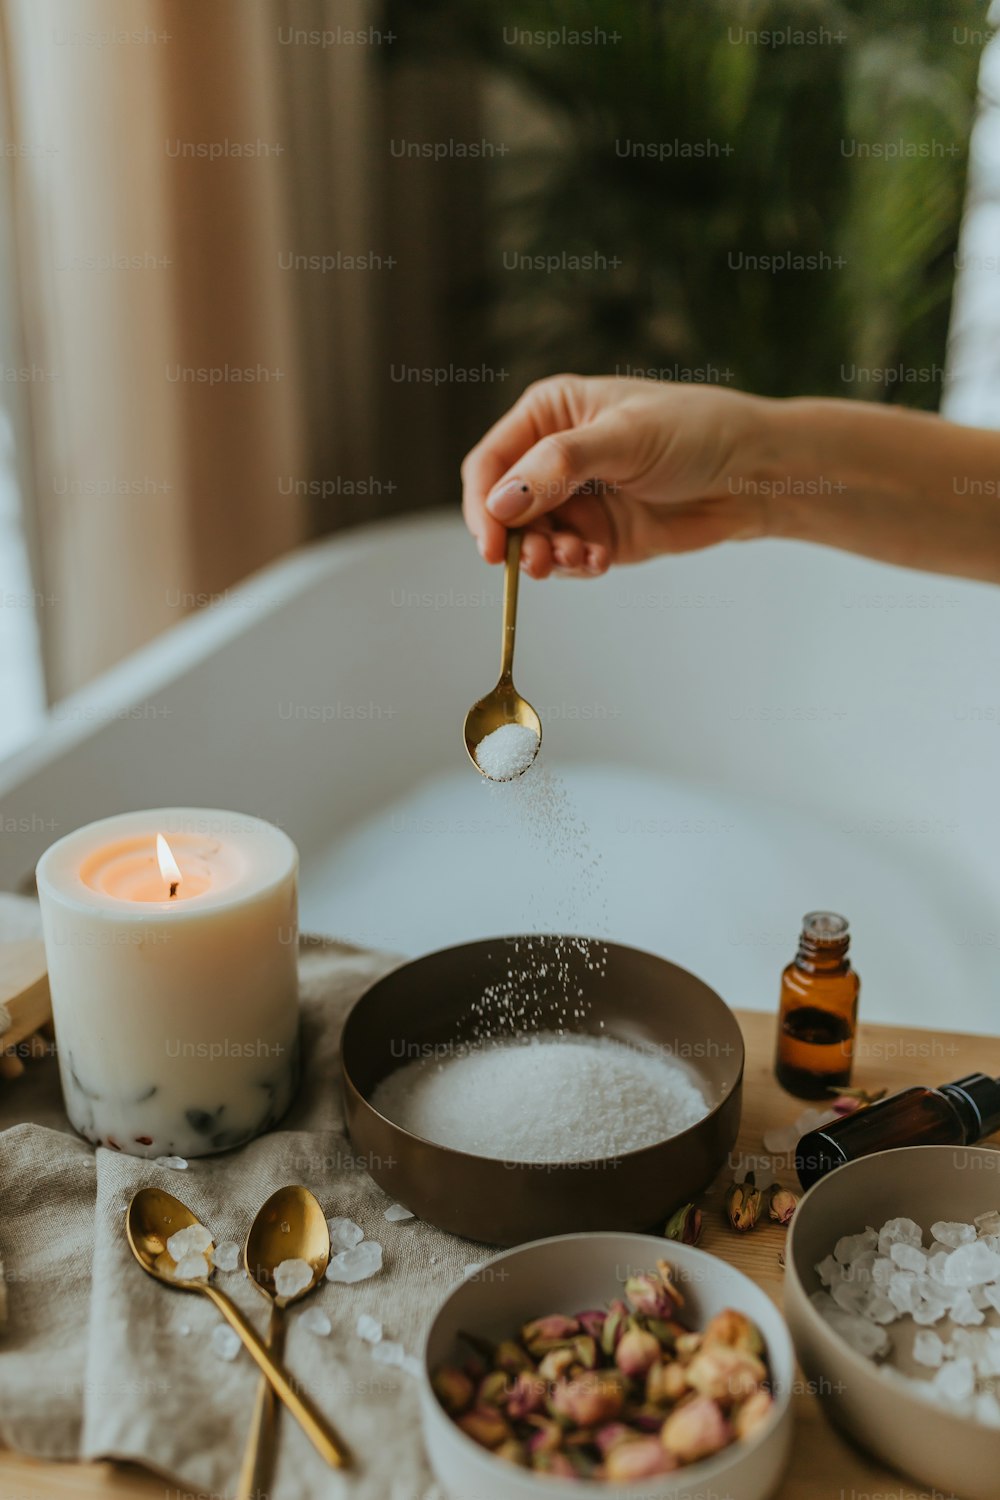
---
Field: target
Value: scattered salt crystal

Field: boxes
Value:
[356,1313,383,1344]
[154,1155,188,1170]
[177,1322,191,1337]
[890,1243,927,1274]
[370,1033,708,1163]
[274,1258,314,1299]
[429,1255,438,1265]
[326,1241,382,1284]
[401,1354,423,1379]
[877,1218,922,1257]
[371,1339,405,1367]
[913,1331,944,1368]
[794,1106,838,1134]
[384,1204,414,1223]
[940,1241,1000,1287]
[327,1217,364,1252]
[167,1224,213,1261]
[931,1220,976,1249]
[210,1325,241,1362]
[474,724,539,781]
[300,1307,332,1337]
[762,1123,799,1154]
[173,1253,211,1281]
[974,1209,1000,1237]
[211,1241,241,1272]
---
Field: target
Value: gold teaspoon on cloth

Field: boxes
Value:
[236,1185,334,1500]
[126,1187,348,1469]
[464,529,542,779]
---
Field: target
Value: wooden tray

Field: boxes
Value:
[2,1008,997,1500]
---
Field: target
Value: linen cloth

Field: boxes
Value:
[0,923,482,1499]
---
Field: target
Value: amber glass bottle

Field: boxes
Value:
[774,912,860,1099]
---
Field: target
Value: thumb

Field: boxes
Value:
[484,416,631,526]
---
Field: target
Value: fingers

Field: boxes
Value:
[483,414,632,528]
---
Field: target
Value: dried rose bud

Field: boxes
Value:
[432,1365,474,1415]
[494,1438,528,1467]
[576,1308,607,1340]
[626,1402,667,1432]
[829,1085,886,1114]
[726,1172,764,1232]
[701,1309,765,1358]
[551,1372,625,1426]
[594,1422,632,1457]
[531,1452,575,1477]
[600,1299,629,1357]
[661,1395,733,1462]
[526,1416,563,1455]
[605,1436,679,1482]
[686,1346,766,1406]
[507,1372,547,1420]
[674,1330,702,1360]
[645,1316,688,1352]
[457,1406,511,1449]
[664,1202,703,1245]
[624,1270,679,1319]
[768,1184,799,1226]
[538,1347,576,1382]
[732,1387,774,1440]
[521,1314,580,1356]
[614,1326,661,1379]
[476,1370,510,1407]
[571,1333,599,1370]
[495,1338,534,1374]
[654,1260,686,1309]
[646,1359,689,1406]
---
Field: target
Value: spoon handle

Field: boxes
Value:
[499,529,522,681]
[235,1301,282,1500]
[199,1283,349,1469]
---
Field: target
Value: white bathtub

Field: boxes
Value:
[1,510,998,1033]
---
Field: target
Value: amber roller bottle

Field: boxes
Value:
[774,911,860,1099]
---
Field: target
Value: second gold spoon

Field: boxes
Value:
[126,1188,348,1469]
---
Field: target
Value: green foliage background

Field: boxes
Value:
[388,0,986,407]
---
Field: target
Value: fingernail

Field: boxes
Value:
[487,478,531,521]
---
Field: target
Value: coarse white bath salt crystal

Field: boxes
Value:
[890,1242,927,1274]
[327,1217,364,1252]
[370,1032,708,1162]
[356,1313,383,1344]
[173,1253,211,1282]
[931,1220,977,1249]
[300,1307,332,1337]
[913,1331,945,1368]
[274,1258,314,1299]
[474,723,539,781]
[210,1325,242,1362]
[974,1210,1000,1236]
[155,1155,188,1170]
[211,1241,241,1272]
[326,1241,383,1284]
[833,1229,877,1264]
[877,1218,922,1257]
[371,1339,405,1367]
[941,1241,1000,1287]
[167,1223,213,1261]
[384,1204,414,1223]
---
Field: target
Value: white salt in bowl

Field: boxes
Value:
[420,1231,795,1500]
[785,1145,1000,1500]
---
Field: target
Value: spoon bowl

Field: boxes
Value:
[464,530,541,780]
[126,1186,213,1284]
[244,1184,330,1305]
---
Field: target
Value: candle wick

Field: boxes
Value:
[169,881,179,899]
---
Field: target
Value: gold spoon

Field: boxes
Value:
[126,1187,348,1469]
[236,1186,334,1500]
[464,528,542,779]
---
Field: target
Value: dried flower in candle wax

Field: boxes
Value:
[664,1202,703,1245]
[726,1172,764,1232]
[768,1184,799,1225]
[433,1261,772,1481]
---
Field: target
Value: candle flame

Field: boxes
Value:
[156,833,182,898]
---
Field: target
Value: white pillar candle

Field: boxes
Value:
[36,808,299,1159]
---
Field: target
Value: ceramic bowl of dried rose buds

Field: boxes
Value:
[420,1231,794,1500]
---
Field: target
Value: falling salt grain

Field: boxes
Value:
[326,1240,383,1284]
[210,1325,241,1362]
[327,1217,364,1252]
[300,1307,332,1337]
[474,724,539,781]
[155,1155,188,1171]
[356,1313,383,1344]
[384,1204,414,1223]
[211,1241,241,1272]
[274,1258,313,1299]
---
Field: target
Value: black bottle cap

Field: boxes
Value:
[940,1074,1000,1142]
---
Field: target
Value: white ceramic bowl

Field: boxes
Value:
[785,1145,1000,1500]
[420,1231,794,1500]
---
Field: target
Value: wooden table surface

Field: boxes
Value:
[3,1007,998,1500]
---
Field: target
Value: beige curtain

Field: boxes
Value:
[2,0,385,698]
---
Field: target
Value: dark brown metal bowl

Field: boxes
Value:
[341,936,743,1245]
